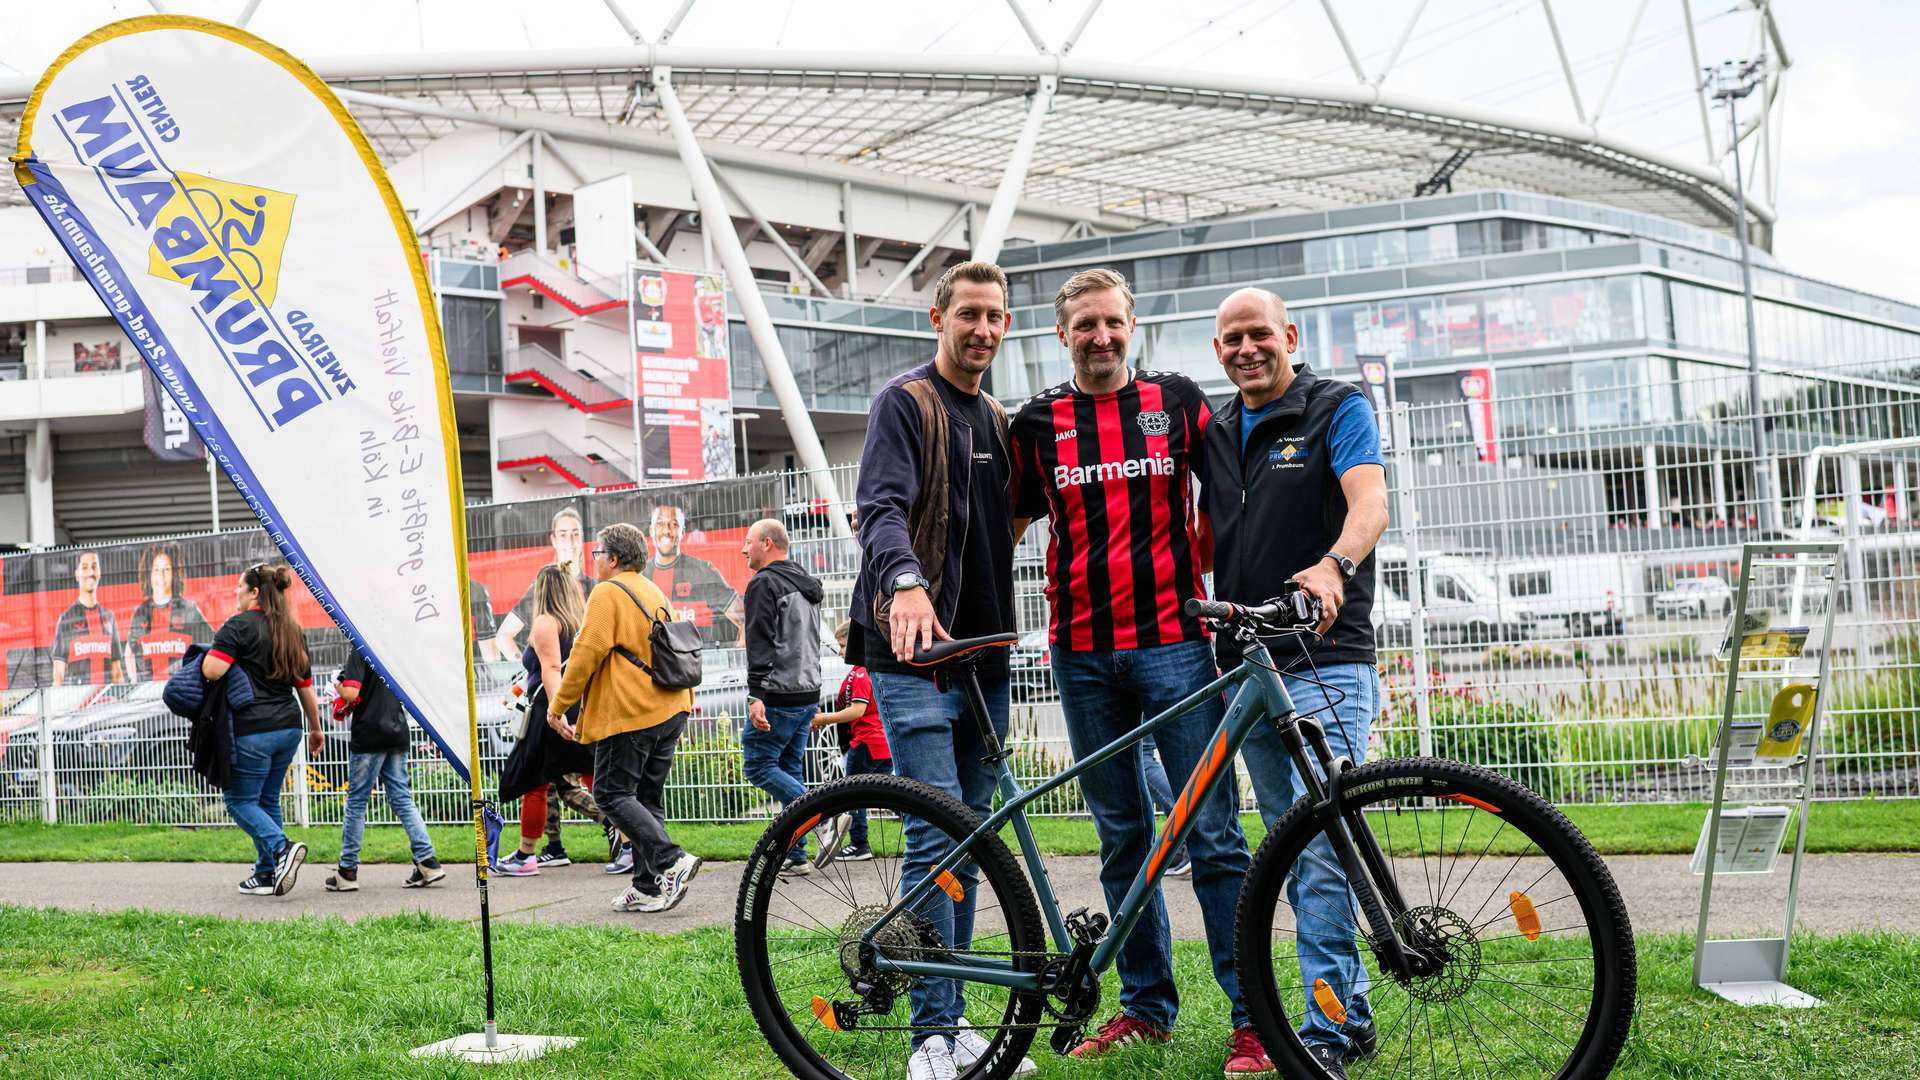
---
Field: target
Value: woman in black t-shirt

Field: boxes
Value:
[202,563,322,897]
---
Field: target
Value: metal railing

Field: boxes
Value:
[503,342,631,410]
[494,431,635,489]
[5,361,1918,829]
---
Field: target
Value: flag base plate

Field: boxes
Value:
[409,1032,579,1063]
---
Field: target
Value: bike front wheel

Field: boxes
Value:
[1236,757,1636,1080]
[736,774,1047,1080]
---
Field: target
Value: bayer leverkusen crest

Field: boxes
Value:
[1136,410,1171,437]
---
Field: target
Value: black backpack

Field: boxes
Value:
[607,578,703,690]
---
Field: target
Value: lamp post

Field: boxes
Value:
[734,410,761,476]
[1708,56,1777,531]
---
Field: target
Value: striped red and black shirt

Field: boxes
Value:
[1010,369,1212,651]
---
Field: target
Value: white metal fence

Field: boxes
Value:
[4,359,1917,828]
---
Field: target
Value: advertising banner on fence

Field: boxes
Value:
[1358,354,1395,452]
[10,17,478,777]
[630,263,735,483]
[1459,366,1499,465]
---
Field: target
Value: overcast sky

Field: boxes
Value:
[12,0,1917,303]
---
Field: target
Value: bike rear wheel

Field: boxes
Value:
[1236,757,1636,1080]
[736,774,1047,1080]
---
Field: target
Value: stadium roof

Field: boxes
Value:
[0,1,1791,237]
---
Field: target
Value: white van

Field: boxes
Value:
[1374,546,1538,644]
[1495,555,1636,637]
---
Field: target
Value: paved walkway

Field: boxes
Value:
[3,853,1917,937]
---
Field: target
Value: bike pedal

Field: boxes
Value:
[1049,1024,1085,1056]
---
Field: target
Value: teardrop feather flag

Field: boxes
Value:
[10,16,479,780]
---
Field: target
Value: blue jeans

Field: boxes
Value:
[744,702,816,856]
[844,743,893,847]
[1240,660,1380,1050]
[1052,638,1253,1031]
[871,669,1010,1049]
[339,750,437,870]
[224,727,303,877]
[1139,735,1189,868]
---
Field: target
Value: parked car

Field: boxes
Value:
[1008,628,1054,702]
[1653,577,1734,619]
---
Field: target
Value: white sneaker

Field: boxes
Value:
[955,1018,1038,1077]
[659,852,703,911]
[813,814,851,869]
[611,885,671,913]
[907,1036,957,1080]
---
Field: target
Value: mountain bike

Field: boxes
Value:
[735,586,1636,1079]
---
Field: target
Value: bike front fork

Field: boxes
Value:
[1280,715,1433,981]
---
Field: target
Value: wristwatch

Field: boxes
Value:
[1322,551,1357,582]
[892,571,932,592]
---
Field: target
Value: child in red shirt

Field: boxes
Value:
[812,622,892,861]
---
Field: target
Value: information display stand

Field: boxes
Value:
[1691,541,1843,1008]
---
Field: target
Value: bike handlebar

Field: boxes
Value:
[1185,591,1321,630]
[1184,598,1280,622]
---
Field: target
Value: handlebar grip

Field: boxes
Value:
[1184,598,1239,621]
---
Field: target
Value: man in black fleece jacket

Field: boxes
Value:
[740,518,828,872]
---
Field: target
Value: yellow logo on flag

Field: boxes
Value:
[145,172,297,305]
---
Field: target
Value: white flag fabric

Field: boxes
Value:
[12,16,478,777]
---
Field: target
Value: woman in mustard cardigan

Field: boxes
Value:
[546,522,701,914]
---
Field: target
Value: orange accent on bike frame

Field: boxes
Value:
[1313,979,1348,1025]
[789,814,822,852]
[1145,727,1232,880]
[810,996,841,1031]
[1510,892,1542,941]
[1441,793,1502,813]
[935,870,965,902]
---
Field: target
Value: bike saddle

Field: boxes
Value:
[909,632,1019,666]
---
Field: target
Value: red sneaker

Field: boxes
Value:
[1223,1026,1277,1077]
[1067,1012,1172,1058]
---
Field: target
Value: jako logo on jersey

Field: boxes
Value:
[1055,428,1077,442]
[52,86,350,430]
[1136,410,1171,437]
[1054,455,1175,487]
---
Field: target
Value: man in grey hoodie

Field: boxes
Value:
[740,518,828,873]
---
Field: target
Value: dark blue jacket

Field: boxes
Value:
[849,362,1009,652]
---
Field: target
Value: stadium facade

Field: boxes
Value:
[5,13,1915,548]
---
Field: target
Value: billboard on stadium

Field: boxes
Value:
[630,263,735,484]
[0,477,786,694]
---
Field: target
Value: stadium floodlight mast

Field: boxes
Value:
[1709,55,1778,531]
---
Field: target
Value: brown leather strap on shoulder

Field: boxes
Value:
[898,377,951,605]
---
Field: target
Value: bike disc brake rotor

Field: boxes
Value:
[1389,905,1482,1003]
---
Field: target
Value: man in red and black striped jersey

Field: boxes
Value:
[1009,269,1265,1076]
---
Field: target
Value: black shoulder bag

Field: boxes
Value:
[606,578,703,690]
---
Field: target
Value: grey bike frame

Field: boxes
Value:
[863,640,1315,990]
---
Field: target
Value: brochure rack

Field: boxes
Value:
[1690,540,1843,1008]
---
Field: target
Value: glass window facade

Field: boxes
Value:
[441,296,502,376]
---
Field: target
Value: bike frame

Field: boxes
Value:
[861,636,1418,992]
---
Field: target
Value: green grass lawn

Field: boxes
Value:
[1,798,1915,866]
[0,906,1913,1078]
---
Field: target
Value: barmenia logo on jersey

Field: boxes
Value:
[1054,455,1175,487]
[1136,410,1171,437]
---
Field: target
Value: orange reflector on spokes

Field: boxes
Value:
[1510,891,1542,941]
[811,996,841,1031]
[935,870,965,902]
[1441,793,1502,813]
[1312,978,1348,1025]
